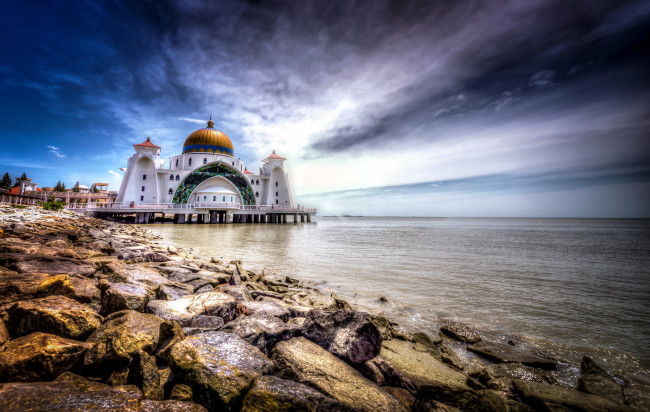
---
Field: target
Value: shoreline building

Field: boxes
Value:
[114,118,308,223]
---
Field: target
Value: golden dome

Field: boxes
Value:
[182,117,234,156]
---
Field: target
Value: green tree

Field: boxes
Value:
[0,172,11,189]
[54,181,62,192]
[90,184,98,193]
[72,181,80,192]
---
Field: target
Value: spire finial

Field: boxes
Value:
[146,136,151,142]
[207,116,214,128]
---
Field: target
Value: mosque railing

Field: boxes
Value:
[65,202,317,213]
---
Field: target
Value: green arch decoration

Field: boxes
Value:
[173,163,255,205]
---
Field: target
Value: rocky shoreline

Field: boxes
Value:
[0,204,647,411]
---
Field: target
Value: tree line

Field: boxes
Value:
[0,172,99,193]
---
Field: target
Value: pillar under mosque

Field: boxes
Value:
[174,214,186,224]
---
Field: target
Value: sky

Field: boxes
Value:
[1,0,649,217]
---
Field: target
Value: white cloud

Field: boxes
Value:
[46,145,65,158]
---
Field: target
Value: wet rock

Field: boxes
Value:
[169,331,273,410]
[221,284,252,301]
[372,315,406,341]
[513,379,626,411]
[6,295,102,339]
[0,272,53,306]
[221,314,301,355]
[129,349,164,400]
[301,309,382,364]
[463,357,486,376]
[144,252,171,262]
[0,379,143,411]
[479,363,556,398]
[577,356,625,404]
[0,253,95,275]
[440,322,482,343]
[369,339,486,411]
[272,337,409,412]
[84,310,167,370]
[101,282,150,315]
[383,386,416,408]
[468,341,556,370]
[142,400,208,412]
[359,359,386,386]
[624,378,650,411]
[157,283,194,300]
[441,342,469,370]
[0,332,92,382]
[241,375,346,412]
[35,274,101,303]
[194,284,214,293]
[170,383,194,401]
[146,291,237,326]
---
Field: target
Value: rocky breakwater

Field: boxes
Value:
[0,204,647,411]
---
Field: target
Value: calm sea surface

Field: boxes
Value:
[146,217,650,375]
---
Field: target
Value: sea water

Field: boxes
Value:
[146,217,650,378]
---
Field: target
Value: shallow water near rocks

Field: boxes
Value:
[146,217,650,381]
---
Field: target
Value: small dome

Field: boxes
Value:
[183,117,234,156]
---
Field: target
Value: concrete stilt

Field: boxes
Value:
[174,214,186,224]
[226,212,233,224]
[294,213,298,223]
[209,211,218,224]
[307,214,311,222]
[282,214,287,224]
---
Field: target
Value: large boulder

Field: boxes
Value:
[221,314,300,355]
[146,291,237,326]
[169,331,273,410]
[241,375,346,412]
[0,375,143,411]
[513,379,626,411]
[577,357,625,405]
[370,338,487,411]
[272,337,409,412]
[0,253,95,275]
[221,284,252,302]
[242,300,290,321]
[101,282,151,315]
[84,310,168,370]
[301,309,382,364]
[478,362,557,398]
[157,283,194,300]
[6,295,102,339]
[0,332,92,382]
[105,262,172,292]
[467,341,556,370]
[35,274,101,303]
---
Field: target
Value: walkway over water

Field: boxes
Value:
[67,202,316,224]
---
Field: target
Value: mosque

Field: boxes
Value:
[114,117,310,223]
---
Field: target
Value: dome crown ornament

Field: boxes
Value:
[207,115,214,129]
[182,117,234,156]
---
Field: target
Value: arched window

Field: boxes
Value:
[175,159,178,167]
[276,199,278,204]
[232,161,234,166]
[203,158,207,164]
[255,192,259,197]
[275,192,278,196]
[169,175,174,180]
[168,188,172,194]
[256,179,259,185]
[188,158,192,166]
[175,175,180,181]
[275,182,278,187]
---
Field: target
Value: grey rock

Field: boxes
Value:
[157,283,194,300]
[242,300,290,321]
[128,349,164,400]
[272,337,409,412]
[169,331,273,410]
[221,314,300,355]
[221,284,252,302]
[577,357,625,405]
[190,315,225,329]
[141,400,208,412]
[301,309,382,364]
[513,379,626,411]
[0,253,96,276]
[146,291,237,326]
